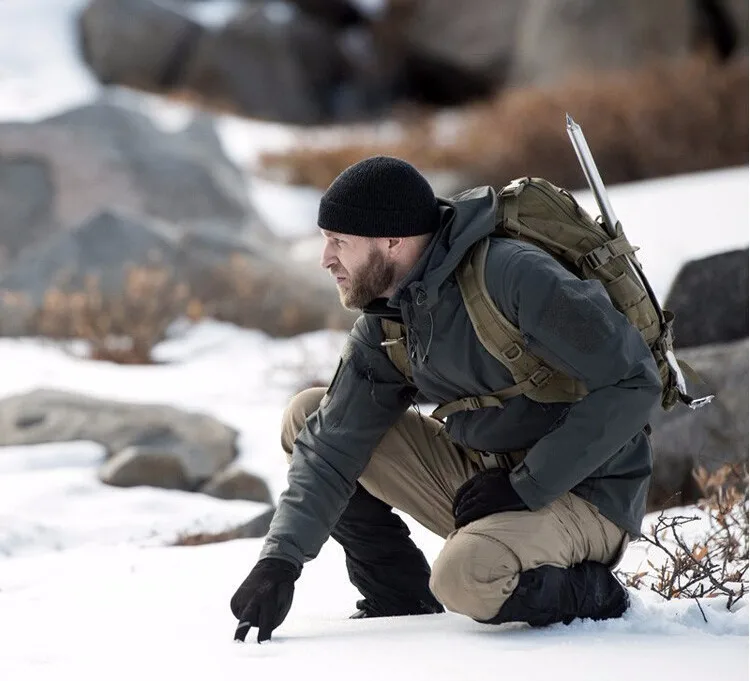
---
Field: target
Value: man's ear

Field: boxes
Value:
[386,237,405,257]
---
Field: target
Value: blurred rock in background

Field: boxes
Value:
[665,249,749,349]
[647,248,749,511]
[0,0,746,363]
[0,93,260,253]
[77,0,750,124]
[0,91,356,347]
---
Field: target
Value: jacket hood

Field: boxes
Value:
[389,185,499,309]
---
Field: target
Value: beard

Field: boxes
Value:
[336,246,396,310]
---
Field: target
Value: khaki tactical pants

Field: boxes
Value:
[282,388,628,622]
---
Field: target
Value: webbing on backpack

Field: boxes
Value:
[431,238,589,420]
[381,318,412,383]
[380,177,704,419]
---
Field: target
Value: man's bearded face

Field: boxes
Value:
[330,242,396,310]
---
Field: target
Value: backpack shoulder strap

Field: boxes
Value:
[431,236,588,420]
[380,318,413,384]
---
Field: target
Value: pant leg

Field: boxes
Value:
[428,492,628,621]
[280,388,476,612]
[331,483,443,615]
[281,388,627,623]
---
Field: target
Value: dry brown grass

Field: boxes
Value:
[30,267,191,365]
[616,463,748,614]
[172,525,249,546]
[258,56,749,192]
[6,253,349,365]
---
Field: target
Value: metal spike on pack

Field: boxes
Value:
[565,114,714,410]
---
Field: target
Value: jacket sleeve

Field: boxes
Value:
[486,243,662,510]
[259,314,416,568]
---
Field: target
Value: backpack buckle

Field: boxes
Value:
[500,177,529,198]
[462,396,483,411]
[582,245,609,270]
[529,367,553,387]
[501,343,523,362]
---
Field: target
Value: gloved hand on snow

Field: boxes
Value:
[230,557,301,643]
[452,468,528,529]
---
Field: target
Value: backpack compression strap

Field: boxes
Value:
[431,238,588,421]
[380,318,413,383]
[431,239,552,421]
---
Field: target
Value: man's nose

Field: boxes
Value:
[320,243,336,269]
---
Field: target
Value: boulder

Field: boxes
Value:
[694,0,749,58]
[78,0,205,91]
[99,446,191,490]
[725,0,749,54]
[200,466,273,503]
[279,0,366,27]
[0,389,238,487]
[664,248,748,349]
[0,158,54,269]
[0,211,180,302]
[0,208,357,339]
[181,5,347,123]
[647,339,748,510]
[386,0,523,87]
[509,0,694,87]
[0,96,264,263]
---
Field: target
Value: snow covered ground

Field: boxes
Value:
[0,1,748,678]
[0,164,747,678]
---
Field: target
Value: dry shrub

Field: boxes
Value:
[258,56,748,192]
[189,253,352,337]
[18,254,348,365]
[173,525,249,547]
[616,463,749,616]
[30,266,191,364]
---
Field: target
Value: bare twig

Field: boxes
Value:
[618,463,749,615]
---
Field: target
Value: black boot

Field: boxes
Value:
[483,561,629,627]
[332,484,444,619]
[349,598,444,619]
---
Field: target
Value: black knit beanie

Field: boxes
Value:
[318,156,439,238]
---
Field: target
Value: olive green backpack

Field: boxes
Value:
[381,177,708,420]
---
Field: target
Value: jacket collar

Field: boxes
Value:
[388,186,499,310]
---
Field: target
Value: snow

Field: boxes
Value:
[573,167,749,304]
[0,1,748,678]
[0,167,747,675]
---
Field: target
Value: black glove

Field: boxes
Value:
[230,557,301,643]
[452,468,528,529]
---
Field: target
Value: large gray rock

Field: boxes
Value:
[0,159,55,269]
[391,0,524,86]
[647,339,748,510]
[199,466,273,503]
[695,0,749,58]
[0,211,179,302]
[99,446,192,490]
[0,97,263,263]
[79,0,205,91]
[664,249,748,349]
[0,389,238,487]
[279,0,366,26]
[725,0,749,54]
[181,5,346,123]
[509,0,694,87]
[0,208,356,338]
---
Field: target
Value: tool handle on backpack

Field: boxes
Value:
[566,113,713,410]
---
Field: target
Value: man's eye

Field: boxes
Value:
[334,239,343,246]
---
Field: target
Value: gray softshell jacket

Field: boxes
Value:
[260,186,663,569]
